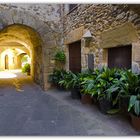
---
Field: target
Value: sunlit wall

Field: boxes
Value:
[0,48,30,70]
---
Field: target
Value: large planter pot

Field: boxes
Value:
[119,95,130,115]
[81,94,93,105]
[71,88,81,99]
[99,98,113,114]
[130,113,140,131]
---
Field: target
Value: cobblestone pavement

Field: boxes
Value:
[0,70,139,136]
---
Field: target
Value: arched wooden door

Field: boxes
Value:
[5,55,9,70]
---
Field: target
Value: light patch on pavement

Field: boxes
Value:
[0,71,17,79]
[0,70,24,92]
[13,78,24,92]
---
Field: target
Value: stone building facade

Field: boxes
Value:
[0,4,140,90]
[62,4,140,73]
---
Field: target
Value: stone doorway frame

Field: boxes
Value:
[99,22,140,71]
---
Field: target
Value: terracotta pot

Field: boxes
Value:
[130,113,140,131]
[81,94,93,104]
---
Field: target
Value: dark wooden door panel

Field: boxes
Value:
[108,45,132,69]
[88,54,94,70]
[69,41,81,73]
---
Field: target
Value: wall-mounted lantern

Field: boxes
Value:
[83,30,92,39]
[82,30,92,47]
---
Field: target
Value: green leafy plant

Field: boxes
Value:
[48,69,67,86]
[104,69,125,106]
[22,63,30,74]
[93,68,124,114]
[80,69,101,96]
[49,67,140,115]
[128,94,140,116]
[54,50,66,63]
[58,71,74,89]
[80,68,121,103]
[59,71,81,90]
[119,70,140,96]
[94,68,120,101]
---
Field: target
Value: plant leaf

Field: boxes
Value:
[107,109,120,114]
[134,100,140,116]
[128,95,137,112]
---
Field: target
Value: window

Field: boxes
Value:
[69,4,77,12]
[108,45,132,69]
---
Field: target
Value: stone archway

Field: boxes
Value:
[17,53,28,69]
[0,24,43,86]
[0,7,61,90]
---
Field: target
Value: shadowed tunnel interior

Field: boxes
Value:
[0,24,43,85]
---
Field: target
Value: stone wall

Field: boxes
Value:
[63,4,140,71]
[0,4,62,22]
[0,4,63,90]
[1,4,140,89]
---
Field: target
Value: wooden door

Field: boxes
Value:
[69,41,81,73]
[108,45,132,69]
[5,55,9,69]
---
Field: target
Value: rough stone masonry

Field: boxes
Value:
[63,4,140,73]
[0,4,140,90]
[0,4,63,90]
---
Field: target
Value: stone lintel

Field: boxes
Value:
[64,26,85,44]
[100,22,139,49]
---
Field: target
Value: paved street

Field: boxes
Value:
[0,70,139,136]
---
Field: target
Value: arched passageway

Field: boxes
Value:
[17,53,30,69]
[0,6,61,90]
[0,24,43,87]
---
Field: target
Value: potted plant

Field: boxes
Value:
[54,50,66,69]
[119,70,140,115]
[54,50,66,63]
[128,94,140,130]
[80,77,94,104]
[48,69,67,90]
[96,68,121,114]
[59,71,81,99]
[80,69,100,104]
[58,71,73,90]
[67,72,81,99]
[22,63,31,75]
